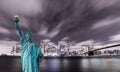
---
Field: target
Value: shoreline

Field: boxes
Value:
[0,55,120,58]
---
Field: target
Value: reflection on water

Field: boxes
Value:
[41,58,81,72]
[41,58,120,72]
[0,56,120,72]
[80,58,120,72]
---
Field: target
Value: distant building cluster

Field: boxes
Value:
[40,40,91,56]
[0,40,120,57]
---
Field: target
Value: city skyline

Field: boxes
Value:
[0,40,120,56]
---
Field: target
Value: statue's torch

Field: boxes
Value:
[13,15,19,22]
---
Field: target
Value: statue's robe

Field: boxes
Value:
[20,38,43,72]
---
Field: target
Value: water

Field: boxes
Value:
[0,56,120,72]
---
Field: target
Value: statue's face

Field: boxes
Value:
[25,32,33,42]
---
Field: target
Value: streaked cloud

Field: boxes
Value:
[0,27,10,34]
[91,16,120,29]
[109,34,120,41]
[0,0,42,16]
[91,0,120,11]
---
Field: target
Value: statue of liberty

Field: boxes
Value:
[13,15,43,72]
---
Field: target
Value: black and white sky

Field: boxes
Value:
[0,0,120,45]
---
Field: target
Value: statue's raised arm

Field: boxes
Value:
[13,15,23,40]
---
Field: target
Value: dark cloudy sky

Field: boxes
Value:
[0,0,120,45]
